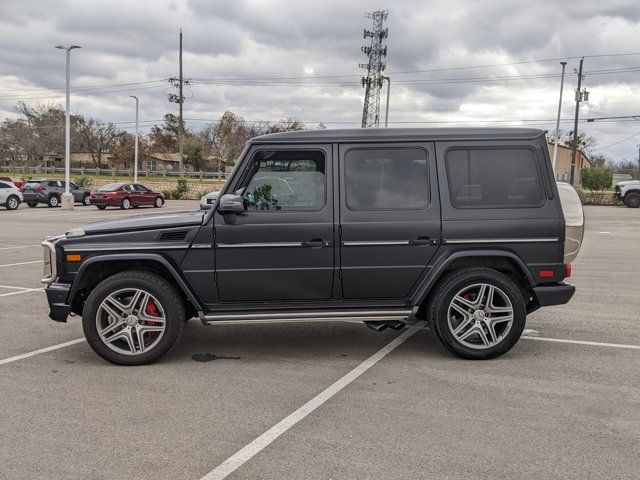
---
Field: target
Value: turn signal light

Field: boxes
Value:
[66,254,82,262]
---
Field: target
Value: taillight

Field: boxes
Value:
[565,263,572,278]
[36,185,45,191]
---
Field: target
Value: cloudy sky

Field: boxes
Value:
[1,0,639,161]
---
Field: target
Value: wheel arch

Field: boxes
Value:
[411,249,536,308]
[67,253,202,318]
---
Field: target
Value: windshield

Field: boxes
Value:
[99,183,125,191]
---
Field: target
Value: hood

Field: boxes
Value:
[616,180,640,187]
[73,211,205,235]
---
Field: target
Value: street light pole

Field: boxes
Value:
[130,96,139,182]
[381,76,391,128]
[551,61,567,173]
[55,44,81,210]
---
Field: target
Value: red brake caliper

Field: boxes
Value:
[145,300,160,337]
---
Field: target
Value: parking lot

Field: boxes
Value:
[0,202,638,480]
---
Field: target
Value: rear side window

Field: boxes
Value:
[344,148,429,210]
[0,182,10,189]
[445,148,544,208]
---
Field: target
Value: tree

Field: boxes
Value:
[111,131,150,169]
[581,167,613,204]
[563,132,597,153]
[183,137,205,171]
[78,118,117,166]
[148,114,180,152]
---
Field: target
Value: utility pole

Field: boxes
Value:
[55,44,81,210]
[570,57,589,186]
[178,28,184,172]
[359,10,389,128]
[551,61,567,173]
[130,96,139,182]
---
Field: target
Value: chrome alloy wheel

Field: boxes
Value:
[96,288,166,355]
[7,197,18,209]
[447,283,514,350]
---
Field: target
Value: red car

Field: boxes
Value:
[0,176,24,191]
[89,182,165,210]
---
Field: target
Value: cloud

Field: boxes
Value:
[0,0,639,159]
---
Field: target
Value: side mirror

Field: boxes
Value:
[217,193,245,214]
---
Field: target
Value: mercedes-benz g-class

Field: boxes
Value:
[42,128,584,365]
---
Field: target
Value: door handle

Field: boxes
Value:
[303,239,326,248]
[410,236,433,246]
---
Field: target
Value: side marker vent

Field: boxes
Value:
[158,230,189,242]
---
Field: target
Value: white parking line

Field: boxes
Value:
[0,288,43,297]
[0,260,42,268]
[0,245,41,251]
[200,326,420,480]
[0,338,85,366]
[523,335,640,350]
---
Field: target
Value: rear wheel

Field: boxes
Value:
[623,192,640,208]
[5,195,19,210]
[82,194,91,206]
[120,197,131,210]
[426,268,526,360]
[47,195,60,208]
[82,270,185,365]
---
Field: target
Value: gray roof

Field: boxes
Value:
[252,127,546,144]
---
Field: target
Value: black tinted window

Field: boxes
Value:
[0,182,10,189]
[242,150,326,211]
[446,148,544,208]
[344,148,429,210]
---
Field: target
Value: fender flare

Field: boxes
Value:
[67,253,203,311]
[410,249,536,306]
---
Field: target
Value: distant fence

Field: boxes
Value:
[0,165,229,180]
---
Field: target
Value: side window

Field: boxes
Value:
[136,185,149,192]
[240,150,326,211]
[344,148,429,211]
[69,182,78,190]
[0,182,9,189]
[445,148,544,208]
[48,181,58,188]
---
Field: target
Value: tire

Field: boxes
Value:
[154,197,164,208]
[27,202,38,208]
[120,197,132,210]
[426,268,526,360]
[83,194,91,206]
[5,195,20,210]
[623,192,640,208]
[82,270,185,365]
[96,205,107,210]
[47,195,60,208]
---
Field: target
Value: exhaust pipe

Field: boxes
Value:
[363,320,406,331]
[364,321,388,332]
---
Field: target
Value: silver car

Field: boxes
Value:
[0,179,23,210]
[199,191,219,210]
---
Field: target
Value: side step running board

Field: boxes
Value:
[199,309,413,326]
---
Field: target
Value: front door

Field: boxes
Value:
[338,143,441,299]
[214,145,334,302]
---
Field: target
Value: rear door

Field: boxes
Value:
[0,181,10,203]
[338,143,441,299]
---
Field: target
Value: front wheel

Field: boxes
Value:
[623,192,640,208]
[83,194,91,206]
[82,270,185,365]
[47,195,60,208]
[426,268,526,360]
[154,197,164,208]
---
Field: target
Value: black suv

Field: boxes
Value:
[22,179,92,207]
[42,128,584,365]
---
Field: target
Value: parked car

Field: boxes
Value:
[614,180,640,208]
[89,182,165,210]
[199,191,219,210]
[0,176,24,191]
[0,179,23,210]
[21,179,92,207]
[42,127,583,365]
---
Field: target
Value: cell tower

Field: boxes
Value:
[359,10,388,128]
